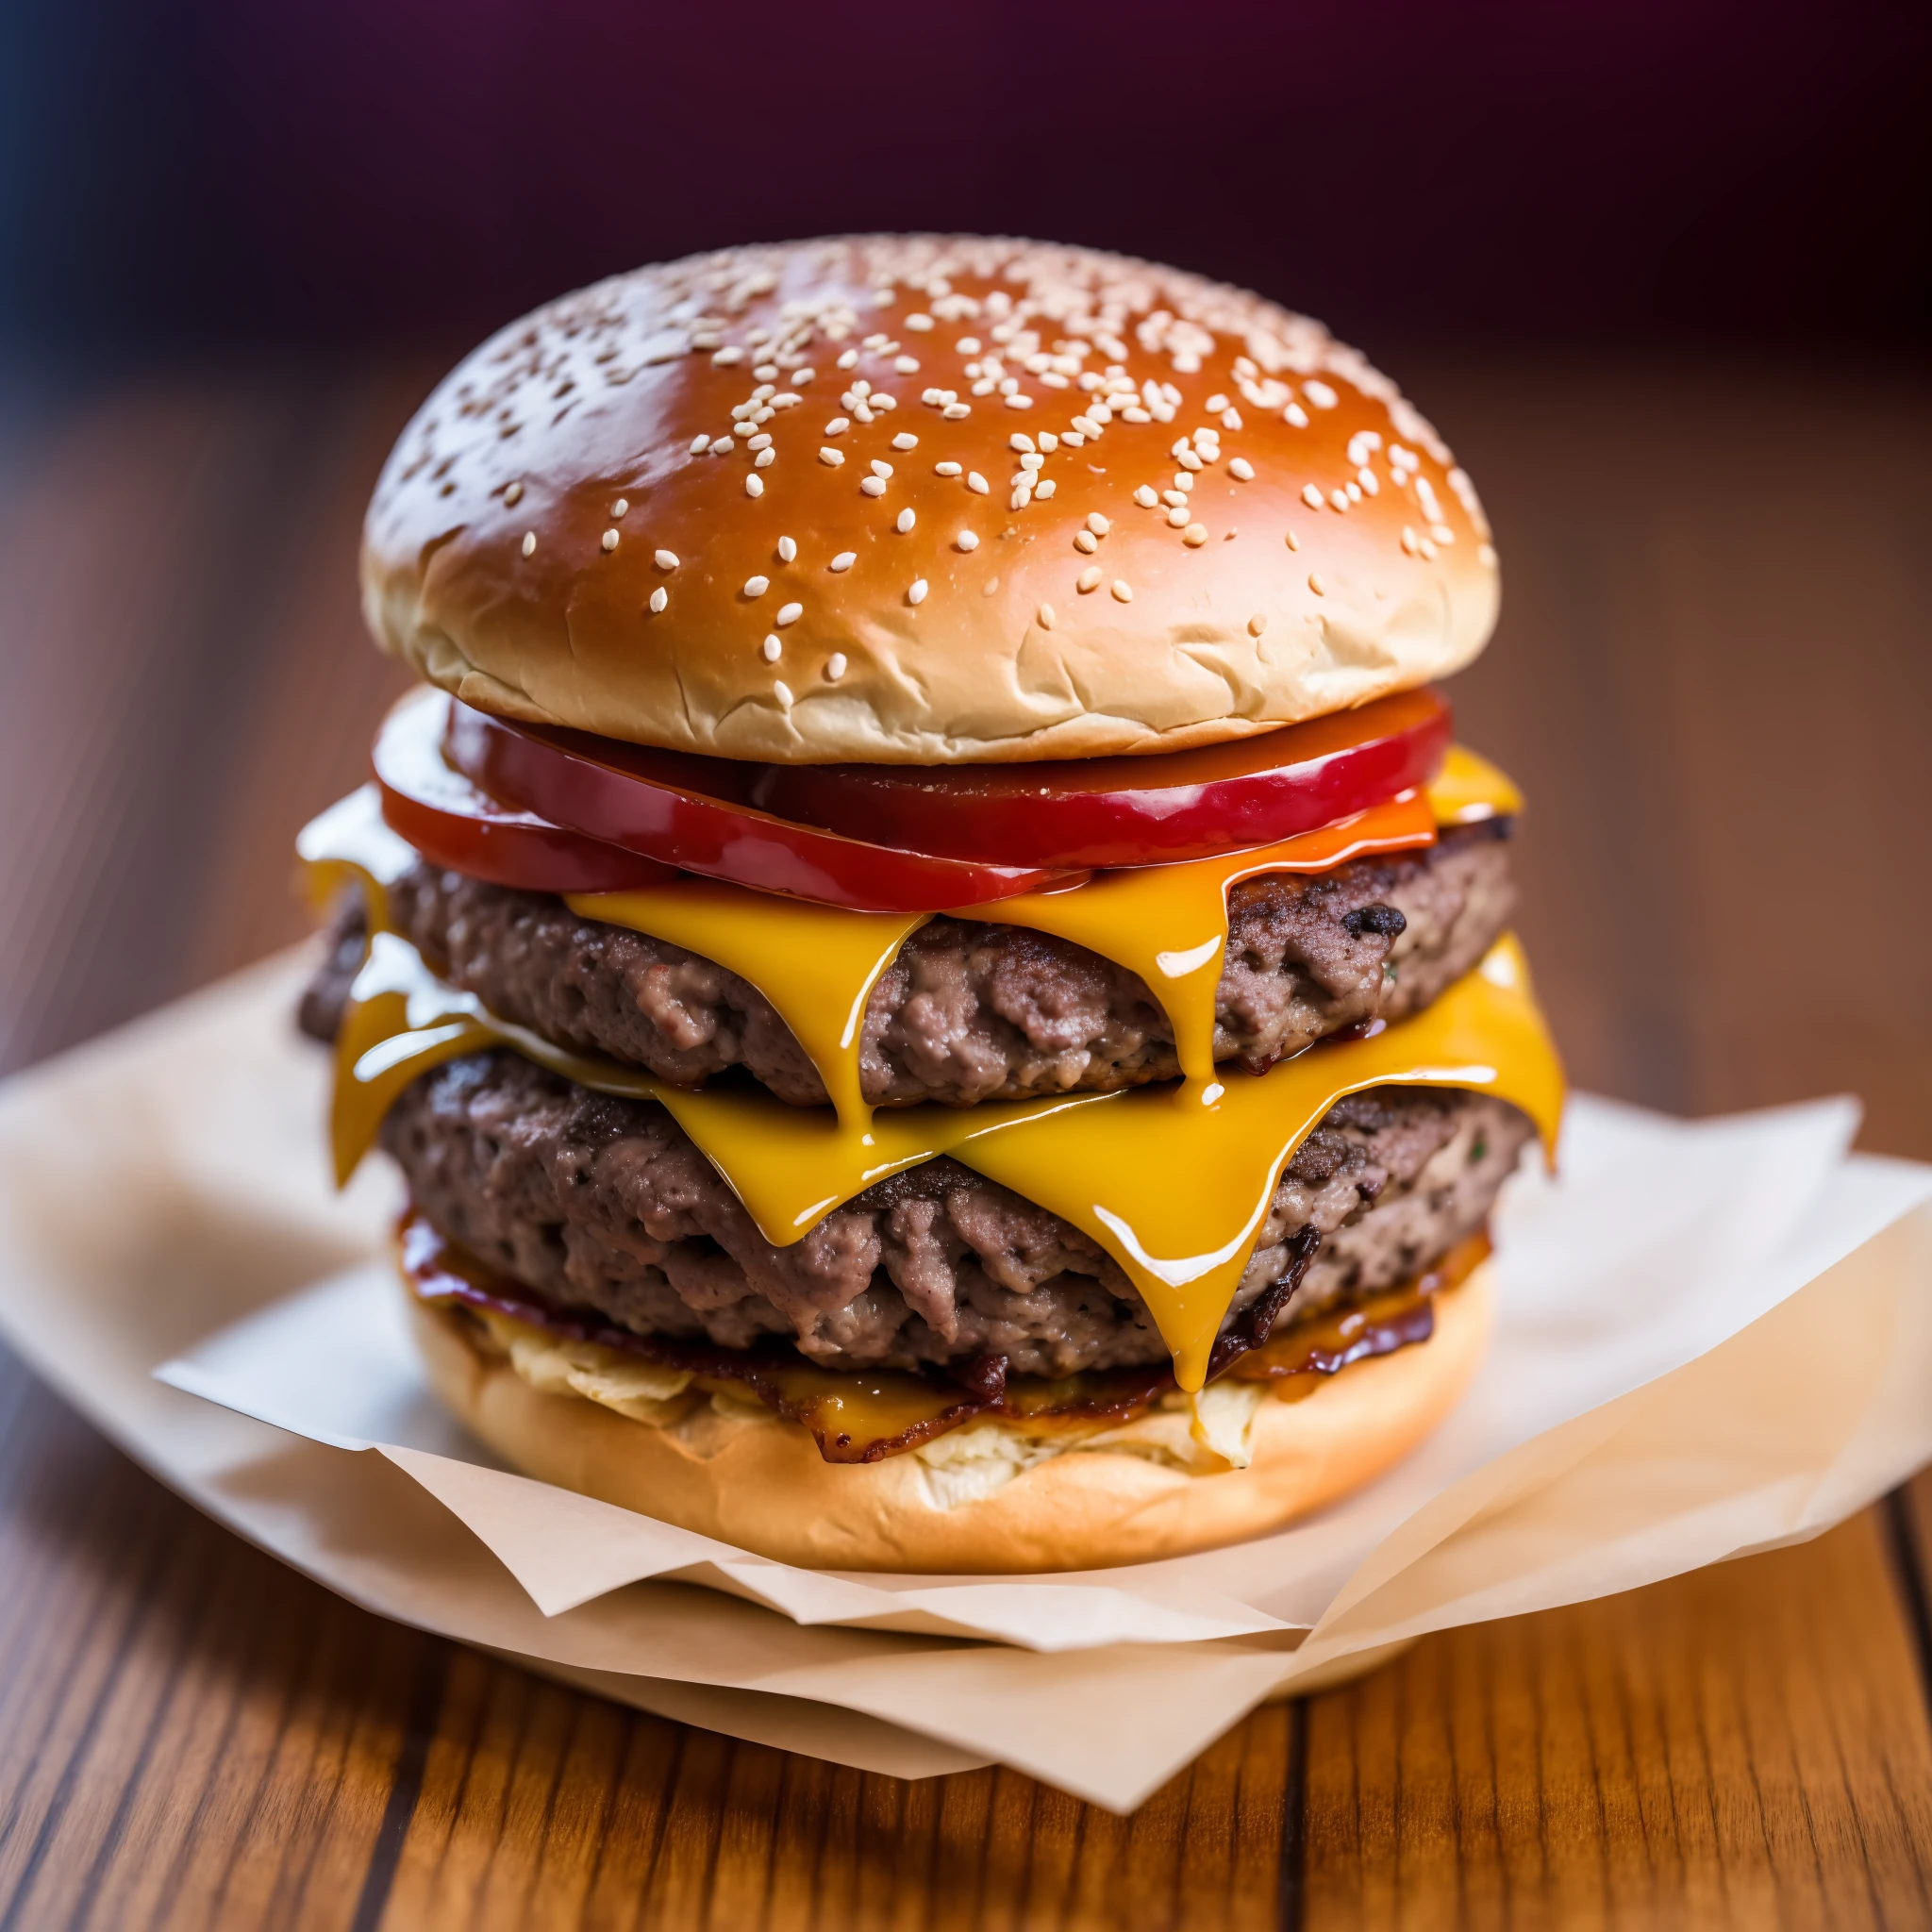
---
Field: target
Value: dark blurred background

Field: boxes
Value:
[0,0,1928,1149]
[4,0,1928,359]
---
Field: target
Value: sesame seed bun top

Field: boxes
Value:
[361,235,1500,764]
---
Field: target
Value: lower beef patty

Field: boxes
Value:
[303,821,1513,1110]
[384,1051,1534,1378]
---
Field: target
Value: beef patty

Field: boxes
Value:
[302,821,1513,1109]
[382,1050,1533,1377]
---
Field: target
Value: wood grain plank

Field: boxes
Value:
[1302,1509,1932,1930]
[1,354,1929,1929]
[0,1354,438,1932]
[1430,353,1932,1158]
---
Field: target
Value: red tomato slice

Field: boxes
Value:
[374,688,679,892]
[441,703,1093,913]
[752,688,1453,868]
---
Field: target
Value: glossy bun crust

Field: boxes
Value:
[363,236,1499,764]
[407,1268,1493,1574]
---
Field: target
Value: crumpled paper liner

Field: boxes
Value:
[1,948,1928,1812]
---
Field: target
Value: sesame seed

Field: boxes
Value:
[957,336,981,353]
[1004,393,1034,409]
[836,349,858,369]
[1229,458,1255,481]
[1183,524,1208,546]
[776,602,803,625]
[895,508,916,532]
[711,346,744,366]
[599,528,620,551]
[1303,380,1339,409]
[1034,478,1056,498]
[733,422,758,439]
[1062,431,1086,448]
[860,477,887,496]
[655,549,679,570]
[1077,565,1104,591]
[934,460,962,476]
[777,535,797,562]
[908,578,928,605]
[754,363,778,381]
[745,475,764,498]
[1330,490,1351,512]
[1420,537,1440,560]
[1110,579,1133,602]
[1248,613,1267,636]
[967,472,990,494]
[891,432,918,450]
[1357,468,1380,495]
[1009,433,1036,453]
[774,679,793,705]
[746,433,772,450]
[1037,602,1056,629]
[825,417,850,435]
[1074,530,1097,553]
[753,445,775,469]
[819,447,845,466]
[829,551,856,572]
[760,634,781,661]
[649,587,668,612]
[1133,486,1158,508]
[1166,506,1191,527]
[1302,483,1325,510]
[1206,392,1230,412]
[906,313,934,332]
[1039,432,1058,452]
[870,459,893,478]
[1479,542,1499,568]
[1308,573,1326,594]
[1401,525,1420,555]
[1087,513,1110,536]
[893,356,919,374]
[743,575,770,596]
[709,437,733,456]
[1284,528,1299,551]
[982,577,1000,595]
[1284,404,1309,428]
[1019,452,1044,471]
[956,530,980,551]
[1008,489,1029,511]
[825,653,848,680]
[792,368,815,384]
[504,481,525,505]
[521,531,536,557]
[771,392,800,408]
[942,402,972,420]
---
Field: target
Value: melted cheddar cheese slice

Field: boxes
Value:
[305,748,1557,1391]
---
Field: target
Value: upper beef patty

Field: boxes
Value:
[302,821,1513,1109]
[382,1051,1533,1377]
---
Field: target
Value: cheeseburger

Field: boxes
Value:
[298,235,1563,1573]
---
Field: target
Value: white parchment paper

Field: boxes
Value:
[2,948,1928,1811]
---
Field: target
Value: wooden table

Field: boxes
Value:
[1,350,1929,1928]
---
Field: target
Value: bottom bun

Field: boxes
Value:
[408,1262,1494,1574]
